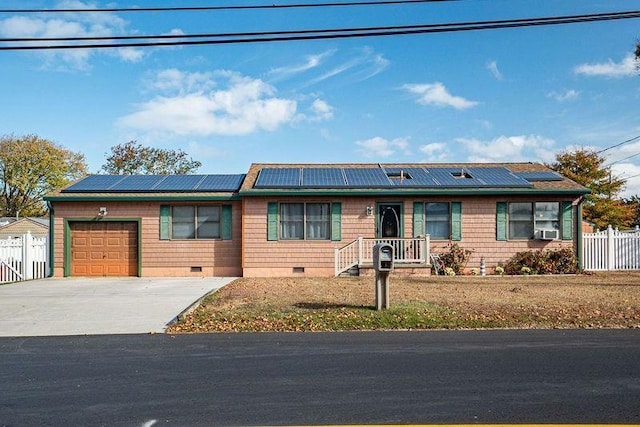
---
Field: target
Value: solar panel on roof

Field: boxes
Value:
[466,167,532,187]
[420,167,533,188]
[343,168,391,187]
[62,174,244,193]
[62,175,126,192]
[514,171,563,182]
[254,168,300,188]
[301,168,346,187]
[196,174,245,191]
[108,175,167,191]
[384,167,438,186]
[425,168,482,187]
[153,175,205,191]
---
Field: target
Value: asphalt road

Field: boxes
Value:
[1,329,639,426]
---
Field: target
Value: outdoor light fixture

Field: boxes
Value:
[366,205,374,216]
[98,207,108,217]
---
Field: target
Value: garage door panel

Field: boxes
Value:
[73,265,88,275]
[73,237,88,246]
[73,251,87,261]
[91,237,105,246]
[90,265,105,275]
[70,221,138,277]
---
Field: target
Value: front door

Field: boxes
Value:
[377,204,402,238]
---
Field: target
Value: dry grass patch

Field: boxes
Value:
[168,272,640,333]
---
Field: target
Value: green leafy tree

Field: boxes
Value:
[101,141,202,175]
[0,134,87,217]
[549,148,633,229]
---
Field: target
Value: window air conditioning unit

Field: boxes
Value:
[537,229,559,240]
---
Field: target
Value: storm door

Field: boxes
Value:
[377,204,402,238]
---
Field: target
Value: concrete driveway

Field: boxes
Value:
[0,277,235,337]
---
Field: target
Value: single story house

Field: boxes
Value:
[0,217,49,240]
[44,162,589,278]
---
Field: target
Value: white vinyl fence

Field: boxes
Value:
[582,225,640,271]
[0,232,49,283]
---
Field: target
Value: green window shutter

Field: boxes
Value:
[562,201,573,240]
[496,202,507,241]
[451,202,462,241]
[413,202,424,237]
[159,205,171,240]
[221,205,233,240]
[331,202,342,241]
[267,202,278,241]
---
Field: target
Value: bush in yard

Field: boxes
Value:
[439,243,473,275]
[503,248,578,275]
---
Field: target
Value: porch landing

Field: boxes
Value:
[335,236,432,276]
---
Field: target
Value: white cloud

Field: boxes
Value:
[458,135,556,163]
[307,47,390,85]
[354,46,390,81]
[486,60,503,80]
[269,50,336,78]
[118,70,297,136]
[309,99,334,121]
[355,137,410,158]
[419,142,447,161]
[165,28,185,36]
[187,141,226,160]
[293,98,335,123]
[402,82,478,110]
[147,69,215,94]
[547,89,580,102]
[611,162,640,198]
[0,1,143,69]
[574,54,637,78]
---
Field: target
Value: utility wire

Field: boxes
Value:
[1,10,639,50]
[0,0,459,14]
[597,135,640,154]
[2,10,638,43]
[605,151,640,167]
[620,172,640,182]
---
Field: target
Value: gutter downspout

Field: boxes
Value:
[46,201,54,278]
[576,196,584,271]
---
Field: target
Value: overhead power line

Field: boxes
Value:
[620,172,640,183]
[605,151,640,167]
[0,0,458,14]
[597,135,640,154]
[1,10,639,50]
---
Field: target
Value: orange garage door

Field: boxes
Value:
[70,222,138,277]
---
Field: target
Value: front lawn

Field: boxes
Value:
[167,272,640,333]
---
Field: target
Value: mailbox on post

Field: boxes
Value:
[372,243,394,310]
[373,243,394,272]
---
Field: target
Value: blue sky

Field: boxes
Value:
[1,0,639,196]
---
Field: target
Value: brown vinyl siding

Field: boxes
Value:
[242,195,579,277]
[50,201,242,277]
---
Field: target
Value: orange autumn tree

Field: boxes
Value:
[549,148,634,230]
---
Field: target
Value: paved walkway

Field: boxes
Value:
[0,277,235,337]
